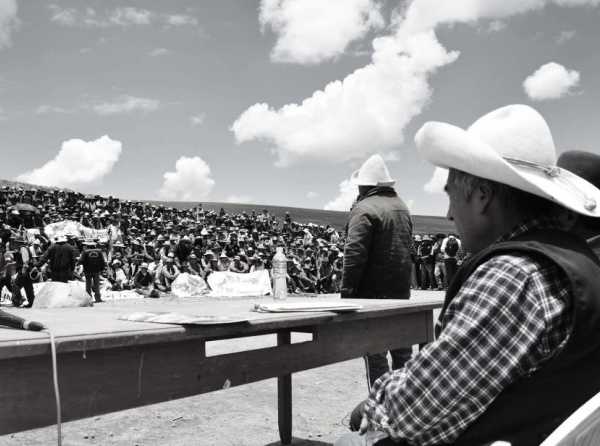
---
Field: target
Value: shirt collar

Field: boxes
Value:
[495,217,562,244]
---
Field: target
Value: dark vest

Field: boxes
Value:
[437,229,600,446]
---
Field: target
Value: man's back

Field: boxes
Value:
[342,187,412,299]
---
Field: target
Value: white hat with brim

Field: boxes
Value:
[350,154,395,187]
[416,104,600,217]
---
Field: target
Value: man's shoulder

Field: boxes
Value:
[474,252,556,280]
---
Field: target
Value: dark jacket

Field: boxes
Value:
[341,187,412,299]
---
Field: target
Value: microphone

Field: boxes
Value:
[0,309,45,331]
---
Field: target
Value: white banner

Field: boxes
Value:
[44,220,111,243]
[207,270,272,297]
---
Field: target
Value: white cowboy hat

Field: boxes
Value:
[350,154,395,187]
[416,104,600,217]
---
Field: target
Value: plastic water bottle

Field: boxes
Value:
[272,246,288,300]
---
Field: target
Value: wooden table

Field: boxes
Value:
[0,295,443,444]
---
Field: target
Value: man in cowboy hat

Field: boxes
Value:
[37,234,78,282]
[557,150,600,257]
[339,105,600,446]
[341,153,414,387]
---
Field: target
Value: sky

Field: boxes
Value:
[0,0,599,216]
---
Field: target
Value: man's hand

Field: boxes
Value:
[349,399,368,431]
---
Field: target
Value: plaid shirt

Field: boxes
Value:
[364,219,573,445]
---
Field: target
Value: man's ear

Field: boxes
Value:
[474,182,494,214]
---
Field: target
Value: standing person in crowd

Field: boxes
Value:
[341,154,413,387]
[340,105,600,446]
[418,235,434,289]
[79,240,106,303]
[441,233,461,287]
[432,234,446,290]
[557,150,600,257]
[37,235,78,282]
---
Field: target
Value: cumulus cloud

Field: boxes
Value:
[0,0,18,49]
[424,167,448,194]
[232,31,458,166]
[158,156,215,201]
[260,0,384,64]
[16,135,122,188]
[324,179,358,211]
[190,113,205,126]
[523,62,580,100]
[225,195,253,204]
[91,95,160,115]
[48,5,198,28]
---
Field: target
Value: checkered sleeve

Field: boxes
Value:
[363,254,572,445]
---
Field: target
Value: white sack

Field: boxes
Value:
[171,273,209,298]
[33,281,93,308]
[207,270,272,298]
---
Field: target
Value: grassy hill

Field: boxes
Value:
[152,200,455,235]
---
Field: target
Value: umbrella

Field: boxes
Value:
[9,203,40,214]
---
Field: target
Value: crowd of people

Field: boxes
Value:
[0,185,357,306]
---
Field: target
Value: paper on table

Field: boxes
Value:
[119,312,248,325]
[252,301,362,313]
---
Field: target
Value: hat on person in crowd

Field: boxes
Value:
[112,259,121,266]
[414,235,422,242]
[83,239,96,246]
[189,253,197,259]
[204,250,215,258]
[415,104,600,217]
[140,262,149,269]
[350,154,395,187]
[233,255,240,261]
[219,252,229,259]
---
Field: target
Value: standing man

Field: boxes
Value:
[37,235,78,282]
[341,154,413,387]
[440,233,461,287]
[79,240,106,303]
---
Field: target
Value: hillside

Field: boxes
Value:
[0,179,455,235]
[151,200,455,235]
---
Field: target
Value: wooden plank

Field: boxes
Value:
[0,297,444,359]
[277,331,292,445]
[0,310,431,434]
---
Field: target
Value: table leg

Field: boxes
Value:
[277,331,292,445]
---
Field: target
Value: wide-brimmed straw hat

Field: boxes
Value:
[350,154,395,187]
[416,104,600,217]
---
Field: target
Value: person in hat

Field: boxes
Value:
[78,240,107,302]
[133,262,159,298]
[341,153,414,387]
[339,105,600,446]
[217,252,231,272]
[229,255,248,273]
[36,234,78,282]
[557,150,600,257]
[156,253,179,292]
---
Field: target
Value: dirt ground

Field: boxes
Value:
[0,291,442,446]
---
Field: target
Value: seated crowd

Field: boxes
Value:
[0,185,352,305]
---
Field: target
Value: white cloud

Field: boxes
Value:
[91,95,160,115]
[306,191,319,199]
[109,7,153,26]
[48,5,198,28]
[232,30,458,167]
[16,135,122,188]
[165,14,198,26]
[260,0,384,64]
[324,179,358,211]
[190,113,205,126]
[149,47,169,57]
[158,156,215,201]
[35,105,71,114]
[0,0,18,49]
[225,195,253,204]
[424,167,448,194]
[523,62,580,100]
[556,30,576,44]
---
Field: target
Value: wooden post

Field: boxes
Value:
[277,330,292,445]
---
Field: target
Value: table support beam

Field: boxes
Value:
[277,331,292,445]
